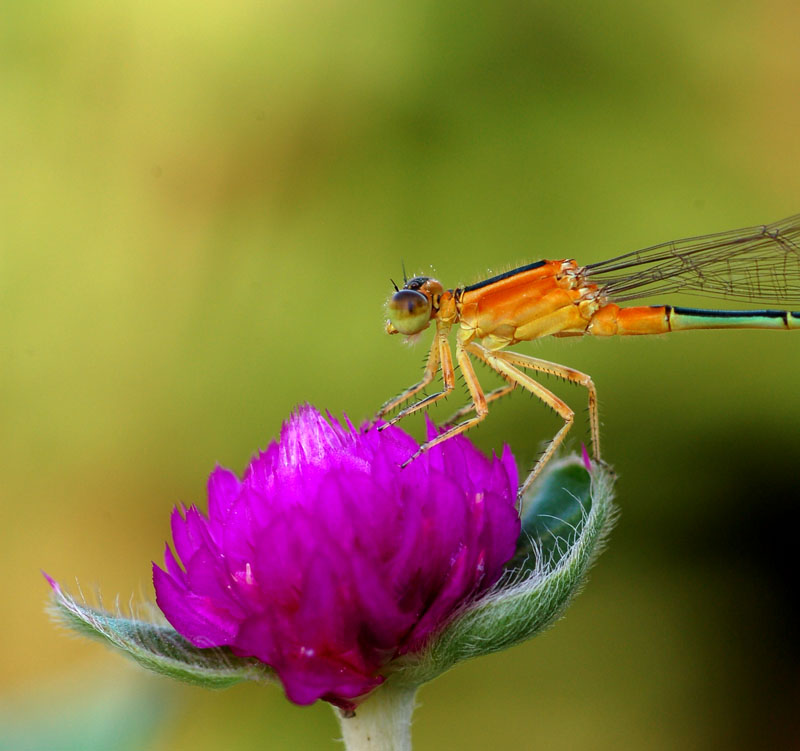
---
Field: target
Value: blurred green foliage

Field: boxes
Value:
[2,0,799,749]
[0,670,168,751]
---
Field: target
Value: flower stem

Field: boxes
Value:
[336,685,417,751]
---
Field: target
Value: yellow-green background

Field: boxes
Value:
[3,1,799,749]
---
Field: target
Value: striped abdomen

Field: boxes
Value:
[587,304,800,336]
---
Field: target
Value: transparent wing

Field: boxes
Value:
[584,215,800,306]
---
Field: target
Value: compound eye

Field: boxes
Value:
[386,290,431,335]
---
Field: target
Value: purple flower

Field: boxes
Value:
[153,406,520,710]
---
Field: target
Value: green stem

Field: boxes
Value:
[335,685,417,751]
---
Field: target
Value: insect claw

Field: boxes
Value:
[592,457,617,478]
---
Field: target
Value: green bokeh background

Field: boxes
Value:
[3,1,799,749]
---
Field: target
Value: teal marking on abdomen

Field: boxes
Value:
[668,306,800,331]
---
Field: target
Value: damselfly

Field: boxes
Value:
[379,214,800,493]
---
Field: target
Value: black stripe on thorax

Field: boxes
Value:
[460,260,547,294]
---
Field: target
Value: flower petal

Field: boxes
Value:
[153,405,521,708]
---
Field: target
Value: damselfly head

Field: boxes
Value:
[385,276,443,335]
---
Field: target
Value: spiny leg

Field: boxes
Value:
[380,324,455,429]
[466,342,574,496]
[378,330,441,419]
[494,350,600,461]
[441,383,517,427]
[400,342,488,466]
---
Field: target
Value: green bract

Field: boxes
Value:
[48,583,274,689]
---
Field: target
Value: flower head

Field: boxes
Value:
[153,406,520,709]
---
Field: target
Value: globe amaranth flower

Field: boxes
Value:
[153,406,520,710]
